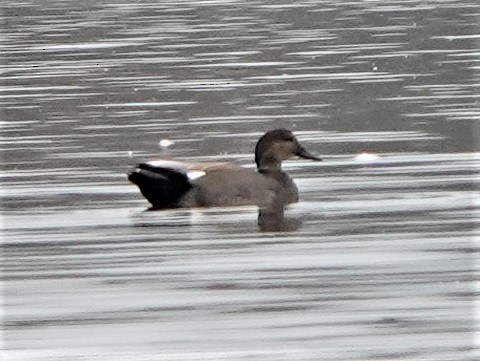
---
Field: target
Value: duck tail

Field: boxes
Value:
[128,163,192,209]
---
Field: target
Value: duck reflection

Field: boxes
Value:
[257,204,302,232]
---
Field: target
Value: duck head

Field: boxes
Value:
[255,129,322,171]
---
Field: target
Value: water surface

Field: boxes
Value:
[1,0,479,360]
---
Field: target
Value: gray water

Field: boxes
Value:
[1,0,479,360]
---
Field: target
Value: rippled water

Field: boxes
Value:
[2,0,479,360]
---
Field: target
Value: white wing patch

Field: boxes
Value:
[144,159,234,182]
[146,160,188,171]
[187,170,206,180]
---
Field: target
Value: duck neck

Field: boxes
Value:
[258,162,282,173]
[256,152,283,172]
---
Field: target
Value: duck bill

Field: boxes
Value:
[296,146,322,161]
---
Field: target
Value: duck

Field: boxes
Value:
[128,129,321,209]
